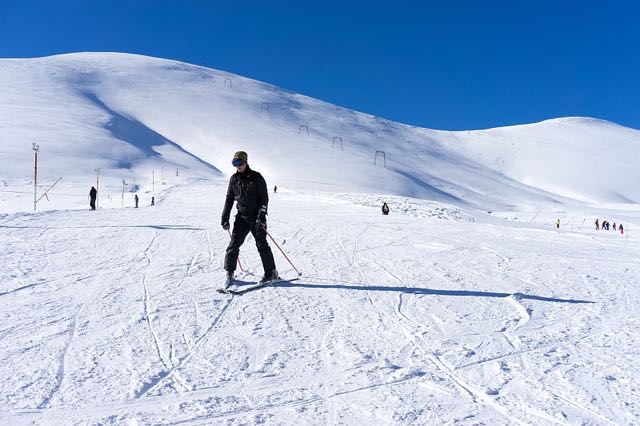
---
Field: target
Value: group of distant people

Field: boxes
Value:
[595,218,624,234]
[88,181,626,241]
[88,186,154,210]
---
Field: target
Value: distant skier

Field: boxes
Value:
[151,196,155,206]
[89,186,97,210]
[134,194,139,208]
[620,224,624,235]
[613,222,617,231]
[274,185,277,194]
[595,219,599,230]
[382,202,390,215]
[221,151,278,290]
[556,218,560,229]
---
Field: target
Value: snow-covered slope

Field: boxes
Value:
[2,53,640,424]
[2,52,639,213]
[1,180,639,424]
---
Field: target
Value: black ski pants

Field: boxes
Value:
[224,215,276,274]
[90,198,96,210]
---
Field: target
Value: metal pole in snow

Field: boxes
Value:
[121,179,127,208]
[32,143,39,211]
[36,177,63,203]
[95,168,101,209]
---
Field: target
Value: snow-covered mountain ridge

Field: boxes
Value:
[2,53,640,424]
[1,52,639,213]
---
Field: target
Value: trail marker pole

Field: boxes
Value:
[121,179,127,208]
[95,168,101,209]
[32,143,39,211]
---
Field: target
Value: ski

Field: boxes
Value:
[218,277,299,295]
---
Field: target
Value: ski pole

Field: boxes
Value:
[263,227,302,276]
[228,228,245,272]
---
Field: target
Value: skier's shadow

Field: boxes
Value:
[232,279,260,287]
[272,281,594,304]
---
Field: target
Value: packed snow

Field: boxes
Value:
[1,53,639,424]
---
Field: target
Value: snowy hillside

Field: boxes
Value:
[1,52,640,213]
[1,53,640,424]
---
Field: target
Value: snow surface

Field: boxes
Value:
[1,53,640,424]
[2,179,639,425]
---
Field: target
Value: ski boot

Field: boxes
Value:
[259,269,279,285]
[224,271,235,290]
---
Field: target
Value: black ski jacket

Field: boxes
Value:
[221,166,269,222]
[90,188,97,199]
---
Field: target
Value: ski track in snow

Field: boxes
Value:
[37,308,81,411]
[371,257,526,423]
[1,179,639,424]
[141,231,169,370]
[135,297,233,398]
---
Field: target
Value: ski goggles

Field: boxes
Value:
[232,158,246,167]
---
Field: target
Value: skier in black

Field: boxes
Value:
[134,194,139,208]
[221,151,277,289]
[89,186,97,210]
[274,185,278,193]
[382,202,389,215]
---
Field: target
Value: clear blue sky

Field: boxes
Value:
[1,0,638,130]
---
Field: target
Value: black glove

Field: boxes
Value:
[256,211,267,229]
[221,218,230,230]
